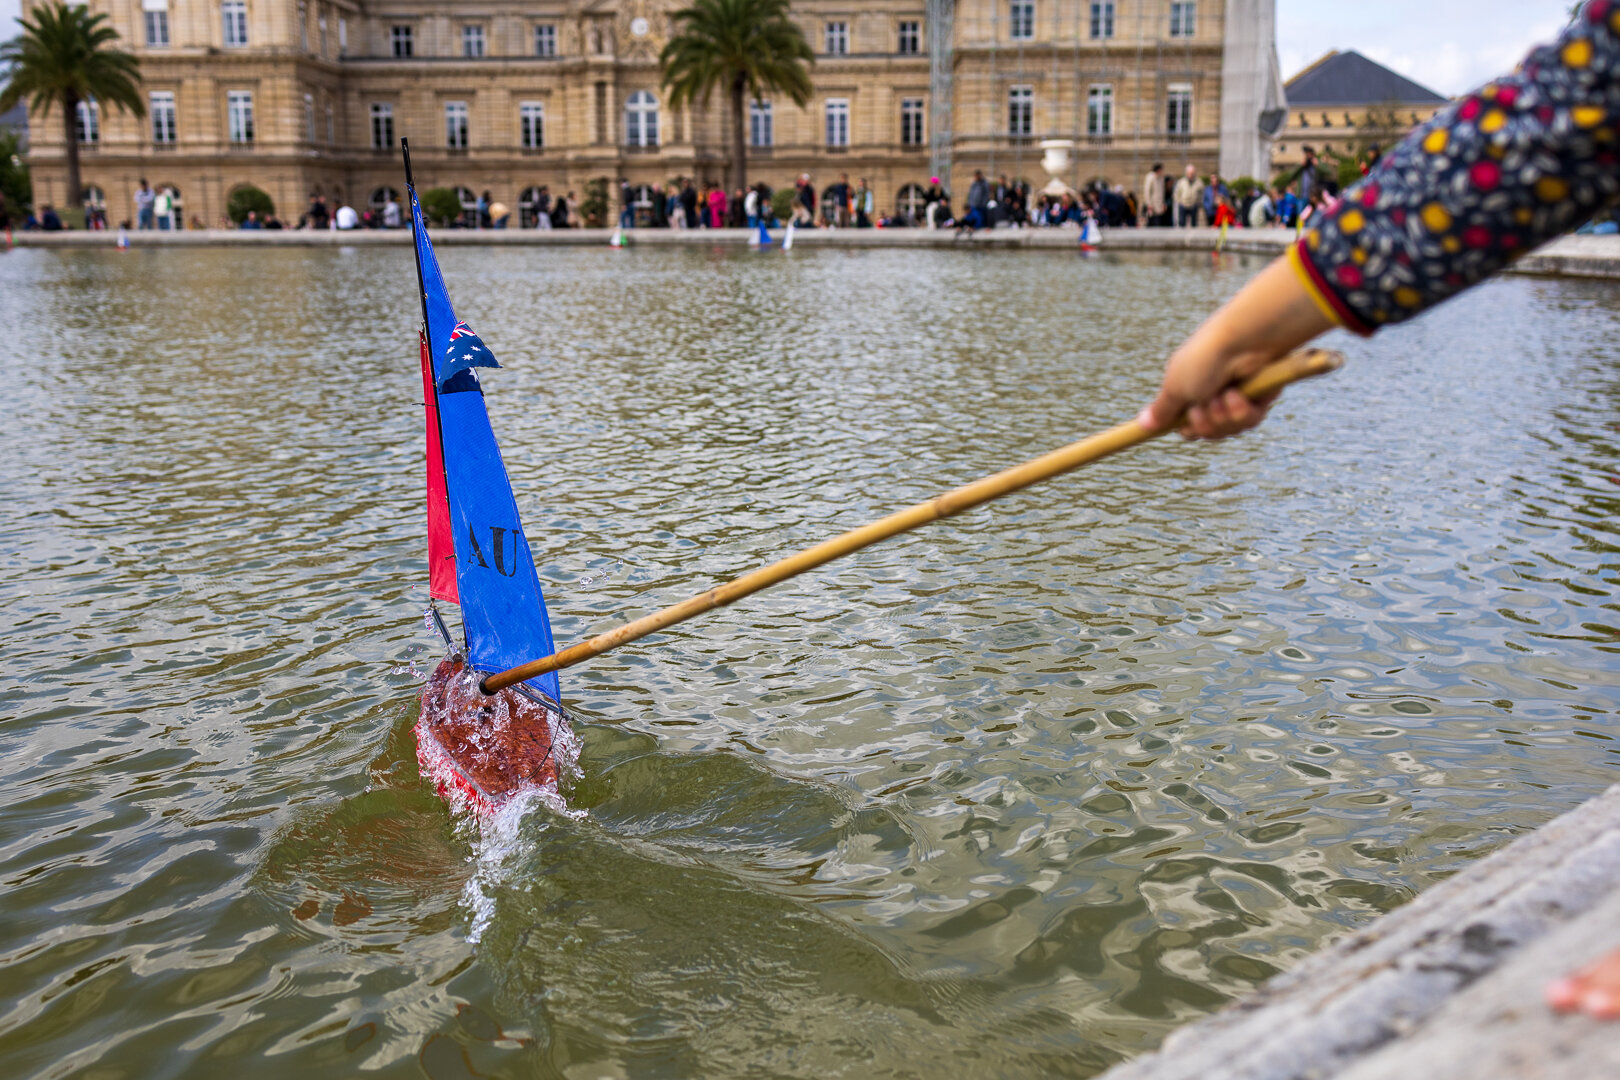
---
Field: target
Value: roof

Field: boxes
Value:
[1284,50,1448,107]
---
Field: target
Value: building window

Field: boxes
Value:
[897,20,920,54]
[1008,85,1032,136]
[900,97,924,146]
[325,103,333,145]
[391,25,413,57]
[1169,1,1195,38]
[463,25,485,58]
[535,23,556,57]
[317,13,326,55]
[1087,84,1113,135]
[1009,0,1034,40]
[303,92,314,142]
[749,99,773,147]
[150,90,176,144]
[144,7,169,47]
[625,89,658,146]
[298,1,307,50]
[1166,83,1192,134]
[228,90,253,143]
[825,21,848,54]
[75,97,99,144]
[370,102,393,149]
[222,1,248,47]
[521,101,544,149]
[1089,1,1114,39]
[445,101,469,149]
[825,97,849,147]
[338,17,347,56]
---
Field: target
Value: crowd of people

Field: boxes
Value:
[22,141,1606,239]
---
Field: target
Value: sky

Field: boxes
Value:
[0,0,1583,99]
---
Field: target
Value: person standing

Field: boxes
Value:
[707,183,726,229]
[855,178,873,227]
[796,174,816,226]
[1202,172,1227,227]
[1139,162,1166,226]
[619,178,635,229]
[680,179,699,228]
[825,173,851,227]
[743,184,760,228]
[133,179,154,230]
[383,193,401,228]
[534,186,552,229]
[1173,164,1203,228]
[963,169,989,232]
[1296,147,1318,205]
[552,191,570,228]
[1245,184,1275,228]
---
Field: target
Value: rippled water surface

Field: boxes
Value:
[2,244,1618,1079]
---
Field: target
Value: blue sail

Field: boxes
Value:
[410,190,561,703]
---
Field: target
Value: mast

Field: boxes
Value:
[403,138,433,337]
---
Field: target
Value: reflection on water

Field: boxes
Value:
[0,245,1616,1078]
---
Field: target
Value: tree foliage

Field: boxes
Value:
[581,177,609,228]
[0,1,143,207]
[0,130,30,213]
[420,187,463,227]
[226,184,274,224]
[659,0,813,194]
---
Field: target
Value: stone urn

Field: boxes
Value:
[1040,139,1075,179]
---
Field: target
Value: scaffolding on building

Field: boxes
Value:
[927,0,955,187]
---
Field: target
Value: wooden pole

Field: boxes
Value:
[481,348,1343,694]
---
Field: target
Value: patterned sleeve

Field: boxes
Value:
[1292,0,1620,335]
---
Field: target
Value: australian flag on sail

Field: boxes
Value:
[443,320,499,386]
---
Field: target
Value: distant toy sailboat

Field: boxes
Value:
[402,140,574,817]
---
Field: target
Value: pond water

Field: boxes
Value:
[1,243,1617,1079]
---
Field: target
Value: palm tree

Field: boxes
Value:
[0,1,143,212]
[659,0,813,200]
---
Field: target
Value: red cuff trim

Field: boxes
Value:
[1290,240,1375,337]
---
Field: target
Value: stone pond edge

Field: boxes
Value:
[11,227,1620,281]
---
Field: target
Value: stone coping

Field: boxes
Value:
[1098,785,1620,1080]
[9,226,1620,279]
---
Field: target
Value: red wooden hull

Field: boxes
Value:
[415,656,568,816]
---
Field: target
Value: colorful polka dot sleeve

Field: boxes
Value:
[1292,0,1620,335]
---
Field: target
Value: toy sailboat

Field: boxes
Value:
[402,141,574,817]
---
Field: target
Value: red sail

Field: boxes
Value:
[420,332,458,603]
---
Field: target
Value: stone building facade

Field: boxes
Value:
[25,0,1283,226]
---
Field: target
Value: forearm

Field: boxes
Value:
[1143,256,1334,436]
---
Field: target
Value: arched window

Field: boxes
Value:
[454,185,477,227]
[518,185,544,227]
[369,186,399,216]
[82,185,106,210]
[625,90,658,147]
[895,183,927,224]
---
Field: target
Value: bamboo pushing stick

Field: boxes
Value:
[481,348,1344,694]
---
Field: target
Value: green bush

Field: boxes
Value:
[0,131,31,217]
[581,177,609,228]
[770,186,795,223]
[225,184,274,225]
[1227,176,1260,200]
[420,187,463,227]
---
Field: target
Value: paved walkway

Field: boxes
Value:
[1098,785,1620,1080]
